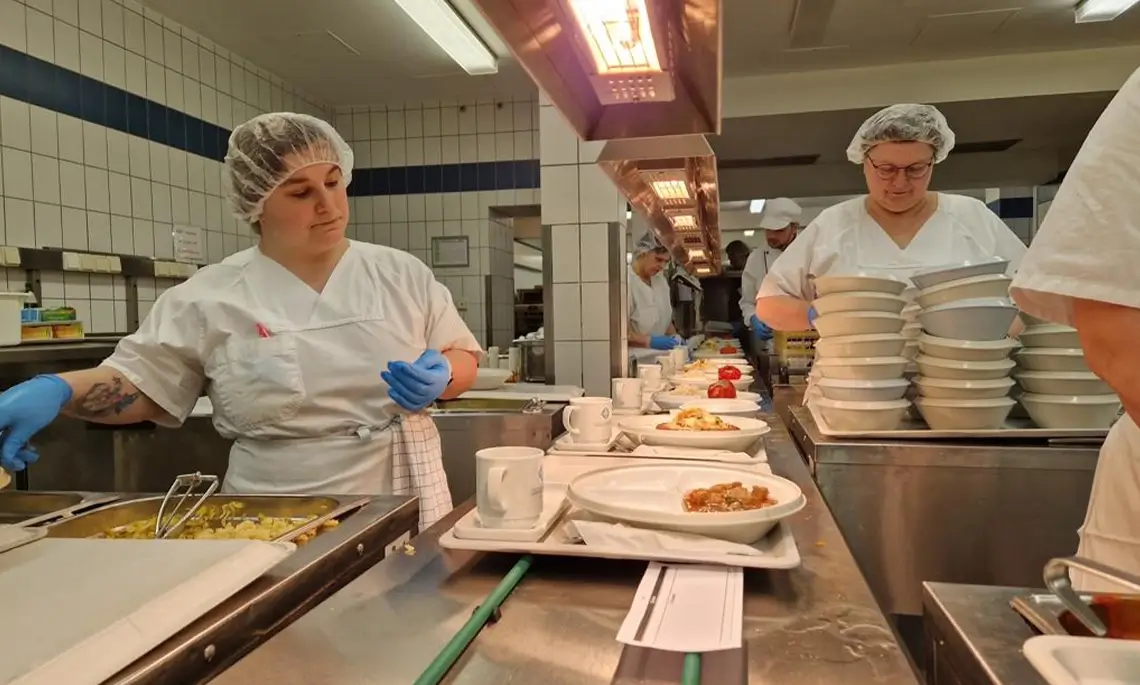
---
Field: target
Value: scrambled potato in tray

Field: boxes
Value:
[99,501,339,544]
[684,482,777,513]
[657,408,740,432]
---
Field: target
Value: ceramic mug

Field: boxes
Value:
[638,363,663,390]
[476,446,544,529]
[612,377,643,411]
[563,397,614,444]
[670,346,688,368]
[656,355,677,378]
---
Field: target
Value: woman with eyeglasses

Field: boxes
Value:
[754,104,1027,331]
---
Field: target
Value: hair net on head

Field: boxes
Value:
[633,231,668,257]
[224,112,355,224]
[846,104,956,164]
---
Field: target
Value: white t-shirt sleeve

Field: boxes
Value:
[758,220,820,301]
[101,285,207,427]
[1011,67,1140,326]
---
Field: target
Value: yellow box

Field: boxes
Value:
[773,329,818,365]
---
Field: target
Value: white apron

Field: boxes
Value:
[628,266,674,363]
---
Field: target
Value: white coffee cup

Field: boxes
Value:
[612,377,643,410]
[638,363,663,389]
[670,346,688,368]
[563,397,613,444]
[476,446,545,529]
[486,346,500,368]
[656,355,676,378]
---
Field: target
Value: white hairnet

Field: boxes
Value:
[633,231,667,257]
[846,104,956,164]
[224,112,355,224]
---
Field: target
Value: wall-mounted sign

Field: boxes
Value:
[431,236,470,268]
[172,225,206,264]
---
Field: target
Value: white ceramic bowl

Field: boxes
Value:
[914,397,1016,430]
[814,312,905,338]
[813,398,910,431]
[913,376,1016,400]
[814,333,906,359]
[1013,371,1111,396]
[914,354,1016,381]
[901,322,923,340]
[916,274,1013,309]
[471,367,512,390]
[567,464,806,544]
[670,374,753,391]
[1019,393,1122,430]
[918,298,1020,341]
[813,292,907,316]
[815,377,911,402]
[679,399,761,418]
[814,274,907,297]
[813,356,909,381]
[1018,325,1081,349]
[917,333,1018,362]
[910,258,1010,291]
[1014,348,1090,373]
[654,390,761,409]
[618,414,771,452]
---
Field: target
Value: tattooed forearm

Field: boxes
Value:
[71,375,140,418]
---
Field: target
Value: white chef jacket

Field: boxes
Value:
[628,265,673,360]
[739,247,781,322]
[103,241,482,507]
[758,193,1028,302]
[1010,66,1140,592]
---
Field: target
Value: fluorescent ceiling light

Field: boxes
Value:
[651,180,690,201]
[744,229,755,237]
[670,214,697,229]
[1075,0,1140,22]
[565,0,662,74]
[696,266,711,275]
[392,0,498,75]
[749,199,766,214]
[626,251,633,264]
[687,248,705,259]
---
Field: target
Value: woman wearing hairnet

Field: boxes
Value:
[0,113,481,531]
[628,232,684,358]
[755,104,1028,330]
[1011,67,1140,590]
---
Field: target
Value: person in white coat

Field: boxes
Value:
[739,198,804,342]
[0,113,481,531]
[755,104,1028,330]
[1010,66,1140,591]
[628,232,683,360]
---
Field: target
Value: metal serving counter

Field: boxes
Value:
[786,406,1099,618]
[214,413,920,685]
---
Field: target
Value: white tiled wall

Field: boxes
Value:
[0,0,327,331]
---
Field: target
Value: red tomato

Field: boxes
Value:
[707,380,737,398]
[718,346,736,354]
[718,365,742,381]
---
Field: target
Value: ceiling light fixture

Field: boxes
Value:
[392,0,499,75]
[563,0,675,103]
[688,248,706,260]
[749,199,766,214]
[744,229,755,237]
[669,213,698,230]
[696,266,711,276]
[1075,0,1140,22]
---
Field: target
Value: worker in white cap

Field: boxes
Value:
[1010,66,1140,591]
[738,198,804,343]
[755,104,1027,331]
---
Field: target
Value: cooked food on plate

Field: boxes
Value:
[683,482,777,513]
[98,502,340,543]
[685,360,712,371]
[657,408,740,432]
[670,384,706,396]
[698,338,739,353]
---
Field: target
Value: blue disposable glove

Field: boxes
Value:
[750,315,774,341]
[0,375,72,471]
[649,335,680,351]
[807,306,819,328]
[382,350,452,411]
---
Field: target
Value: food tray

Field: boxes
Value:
[807,402,1111,441]
[44,494,370,543]
[0,492,120,527]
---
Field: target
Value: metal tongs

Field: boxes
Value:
[154,472,220,539]
[1044,555,1140,636]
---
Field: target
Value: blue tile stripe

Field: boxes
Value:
[987,197,1034,220]
[0,44,540,197]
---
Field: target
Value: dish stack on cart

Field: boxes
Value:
[909,260,1021,430]
[809,274,912,430]
[1013,317,1122,429]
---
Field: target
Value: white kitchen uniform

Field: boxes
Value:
[739,247,781,322]
[758,193,1027,302]
[628,266,674,361]
[103,241,481,531]
[1011,66,1140,592]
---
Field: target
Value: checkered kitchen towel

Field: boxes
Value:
[391,413,453,532]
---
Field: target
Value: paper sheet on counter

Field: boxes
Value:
[617,562,743,653]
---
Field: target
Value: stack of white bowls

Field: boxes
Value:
[909,260,1021,430]
[810,274,911,431]
[1013,323,1122,429]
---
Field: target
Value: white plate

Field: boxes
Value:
[692,349,745,360]
[550,427,622,453]
[567,464,806,544]
[669,375,753,391]
[451,487,570,543]
[679,399,762,417]
[1023,634,1140,685]
[618,414,771,452]
[653,390,760,409]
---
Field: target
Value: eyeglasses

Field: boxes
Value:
[866,156,934,180]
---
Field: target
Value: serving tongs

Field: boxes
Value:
[154,472,219,539]
[1043,556,1140,636]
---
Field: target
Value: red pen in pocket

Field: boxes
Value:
[255,323,272,338]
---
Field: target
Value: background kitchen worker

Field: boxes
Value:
[740,198,803,342]
[724,239,752,339]
[0,112,480,531]
[628,232,684,359]
[1010,65,1140,592]
[756,104,1027,331]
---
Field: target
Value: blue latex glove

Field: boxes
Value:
[0,375,72,471]
[382,350,452,411]
[750,315,774,341]
[649,335,680,351]
[807,306,819,328]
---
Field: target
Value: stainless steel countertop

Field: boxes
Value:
[923,583,1046,685]
[216,414,919,685]
[0,339,119,364]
